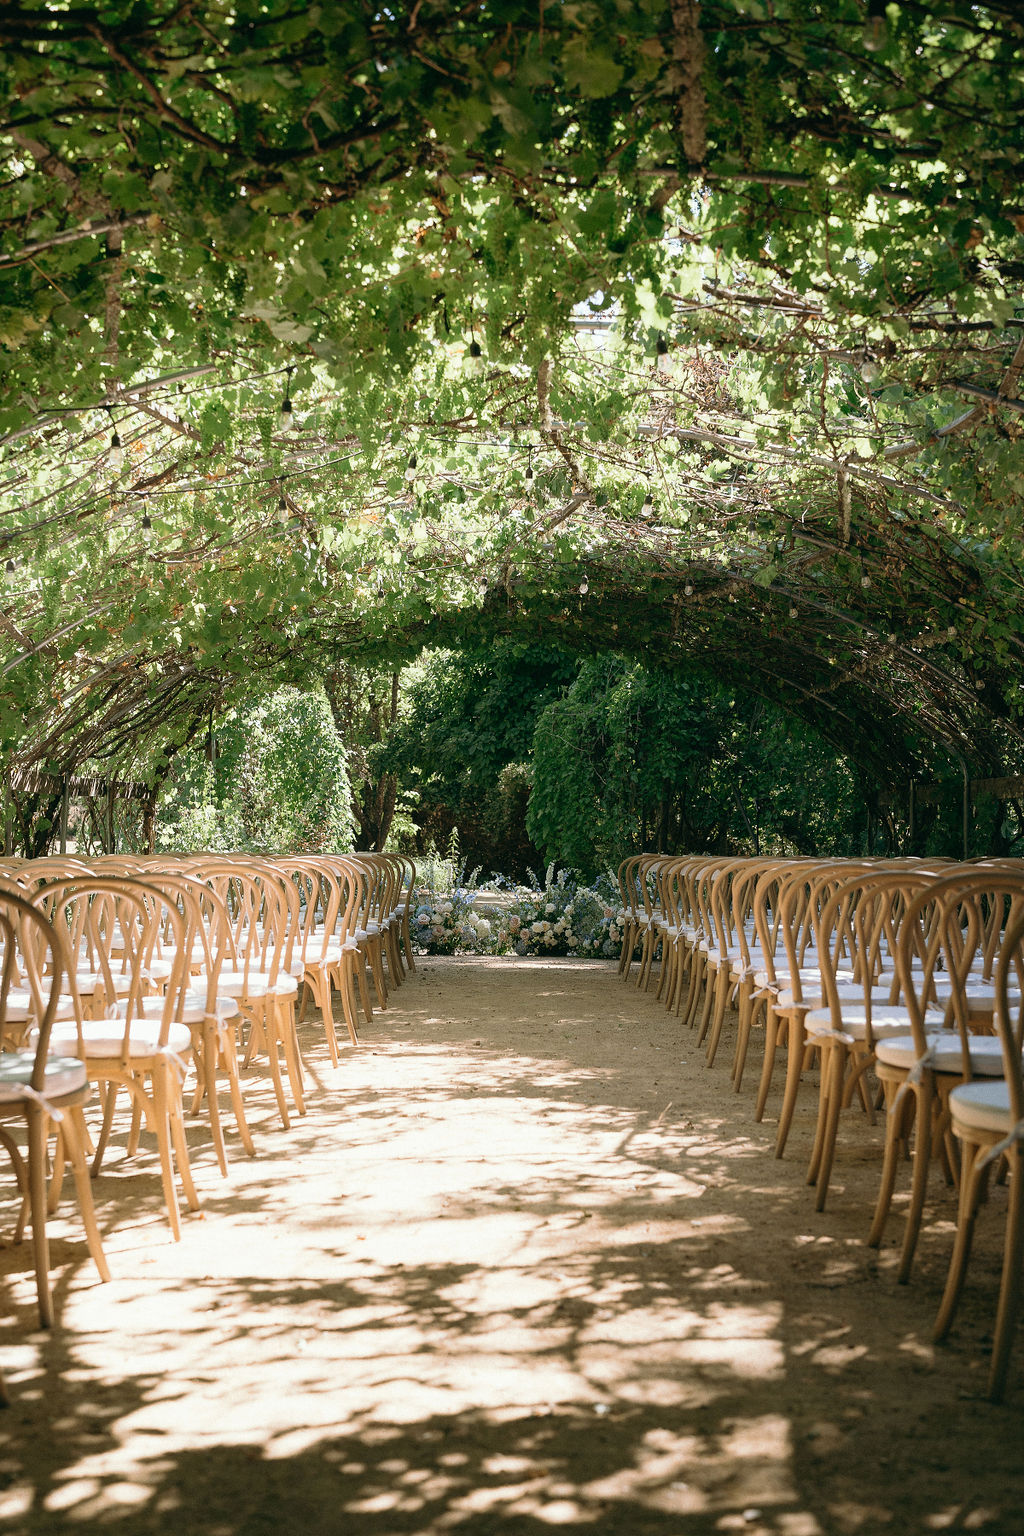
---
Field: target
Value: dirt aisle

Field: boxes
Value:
[0,955,1021,1535]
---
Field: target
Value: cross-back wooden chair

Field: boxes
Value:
[0,889,109,1338]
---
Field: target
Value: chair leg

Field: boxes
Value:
[221,1031,256,1156]
[989,1148,1024,1402]
[199,1026,229,1178]
[337,965,361,1047]
[277,1002,306,1117]
[166,1072,200,1213]
[868,1076,913,1251]
[150,1071,183,1241]
[91,1081,120,1177]
[934,1135,988,1342]
[60,1107,111,1283]
[775,1015,808,1158]
[897,1082,934,1284]
[704,968,733,1066]
[754,1007,780,1123]
[27,1108,53,1328]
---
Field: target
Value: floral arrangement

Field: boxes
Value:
[410,863,632,960]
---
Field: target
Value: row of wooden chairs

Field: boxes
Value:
[617,851,1024,1402]
[0,850,417,1367]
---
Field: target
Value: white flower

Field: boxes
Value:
[417,912,431,926]
[439,900,453,915]
[531,921,545,934]
[545,902,556,914]
[565,933,576,945]
[475,918,491,938]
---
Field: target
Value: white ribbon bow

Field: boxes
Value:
[979,1118,1024,1170]
[891,1042,938,1116]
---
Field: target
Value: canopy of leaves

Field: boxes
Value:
[2,2,1024,830]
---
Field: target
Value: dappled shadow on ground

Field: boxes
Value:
[0,956,1021,1533]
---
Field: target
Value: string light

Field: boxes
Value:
[464,339,484,378]
[405,453,418,483]
[106,408,124,470]
[862,4,887,51]
[641,482,655,518]
[141,512,152,533]
[4,558,15,576]
[277,495,289,524]
[579,576,589,595]
[684,583,694,597]
[525,453,535,491]
[860,351,882,383]
[278,366,295,432]
[655,335,674,376]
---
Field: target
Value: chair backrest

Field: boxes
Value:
[33,877,189,1062]
[0,888,70,1086]
[898,870,1024,1076]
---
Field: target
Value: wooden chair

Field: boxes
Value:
[930,874,1024,1400]
[869,872,1010,1281]
[191,859,306,1130]
[0,889,109,1336]
[803,867,942,1211]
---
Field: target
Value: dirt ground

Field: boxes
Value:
[1,954,1022,1536]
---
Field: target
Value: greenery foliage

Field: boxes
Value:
[156,687,354,854]
[2,6,1024,856]
[527,658,865,877]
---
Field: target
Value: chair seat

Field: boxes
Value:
[949,1079,1012,1138]
[3,988,77,1023]
[776,981,942,1011]
[875,1033,1006,1077]
[804,1003,918,1040]
[214,968,299,1000]
[178,990,240,1026]
[72,970,136,997]
[755,964,855,991]
[49,1019,194,1059]
[0,1053,87,1103]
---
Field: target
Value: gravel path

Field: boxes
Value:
[0,955,1020,1534]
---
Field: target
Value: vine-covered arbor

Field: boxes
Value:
[2,2,1024,849]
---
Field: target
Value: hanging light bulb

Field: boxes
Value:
[862,7,887,51]
[278,366,295,432]
[525,455,535,491]
[141,511,152,534]
[861,574,872,588]
[655,335,674,376]
[860,352,882,383]
[579,576,589,595]
[684,583,694,597]
[464,339,484,378]
[641,486,655,518]
[4,557,15,576]
[789,606,798,619]
[277,495,289,524]
[109,430,124,470]
[405,453,418,483]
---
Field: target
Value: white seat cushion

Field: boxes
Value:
[3,988,76,1023]
[949,1079,1012,1137]
[875,1032,1006,1077]
[804,1003,919,1040]
[49,1019,193,1058]
[178,990,240,1026]
[214,968,299,1000]
[0,1053,87,1102]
